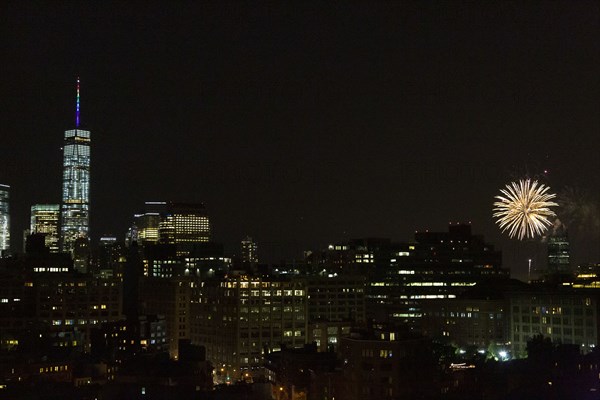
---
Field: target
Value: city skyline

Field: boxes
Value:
[1,3,598,272]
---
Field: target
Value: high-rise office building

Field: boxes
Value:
[134,201,165,245]
[140,275,196,359]
[30,204,60,253]
[241,236,258,269]
[158,202,210,256]
[547,233,570,274]
[0,184,9,256]
[60,78,91,252]
[133,201,210,255]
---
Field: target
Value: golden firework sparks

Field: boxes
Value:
[493,179,558,240]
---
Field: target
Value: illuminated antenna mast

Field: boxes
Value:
[75,77,81,128]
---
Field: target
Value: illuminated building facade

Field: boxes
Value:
[143,244,183,278]
[60,79,91,252]
[34,275,122,350]
[0,184,9,256]
[572,263,600,288]
[30,204,60,253]
[158,202,210,256]
[509,289,599,358]
[132,201,211,256]
[134,201,165,245]
[191,276,307,381]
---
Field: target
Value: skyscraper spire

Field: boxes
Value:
[76,77,80,128]
[61,78,91,255]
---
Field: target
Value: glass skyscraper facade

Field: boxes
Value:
[0,184,10,256]
[60,79,91,252]
[31,204,60,253]
[61,129,91,252]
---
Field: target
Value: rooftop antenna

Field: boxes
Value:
[75,77,81,128]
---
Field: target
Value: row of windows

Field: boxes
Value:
[239,306,304,313]
[39,365,69,373]
[51,319,112,325]
[237,290,305,297]
[513,297,593,307]
[512,306,593,315]
[431,312,502,319]
[239,315,304,322]
[516,316,594,325]
[222,281,301,289]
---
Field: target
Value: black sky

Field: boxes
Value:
[1,2,599,276]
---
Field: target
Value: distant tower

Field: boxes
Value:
[97,236,124,275]
[60,78,91,252]
[547,232,570,274]
[0,184,10,256]
[30,204,60,253]
[241,236,258,271]
[125,224,139,247]
[134,201,166,245]
[73,237,91,273]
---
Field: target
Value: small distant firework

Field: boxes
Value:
[493,179,559,240]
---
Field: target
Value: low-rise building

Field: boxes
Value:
[509,288,600,358]
[139,276,195,359]
[190,275,307,381]
[337,331,438,400]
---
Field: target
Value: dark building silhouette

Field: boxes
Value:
[547,232,570,274]
[265,343,338,400]
[307,224,506,330]
[123,242,143,320]
[337,331,438,400]
[241,236,258,272]
[421,279,530,349]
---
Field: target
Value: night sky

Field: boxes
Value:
[1,2,599,277]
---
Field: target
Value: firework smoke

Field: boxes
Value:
[558,186,600,233]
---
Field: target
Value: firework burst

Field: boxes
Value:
[493,179,559,240]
